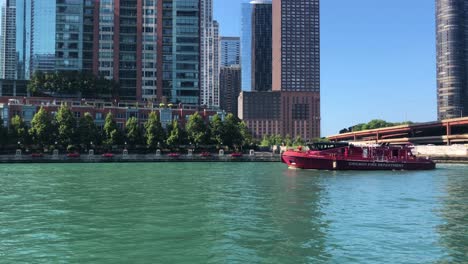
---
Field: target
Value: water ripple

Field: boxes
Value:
[0,163,466,263]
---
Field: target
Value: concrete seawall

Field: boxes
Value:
[0,153,282,164]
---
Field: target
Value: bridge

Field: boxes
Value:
[327,117,468,145]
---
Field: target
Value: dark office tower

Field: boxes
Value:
[251,0,272,92]
[273,0,320,139]
[117,1,141,101]
[220,66,241,114]
[82,0,95,73]
[436,0,468,119]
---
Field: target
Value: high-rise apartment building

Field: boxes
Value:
[200,0,219,108]
[31,0,56,73]
[220,36,240,67]
[273,0,320,138]
[93,0,202,103]
[56,0,84,72]
[0,0,17,79]
[239,0,320,140]
[0,0,32,79]
[156,0,201,105]
[436,0,468,119]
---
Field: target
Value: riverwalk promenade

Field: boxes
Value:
[0,152,281,163]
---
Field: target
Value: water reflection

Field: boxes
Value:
[436,165,468,263]
[199,165,331,263]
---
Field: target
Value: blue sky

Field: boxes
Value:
[214,0,437,136]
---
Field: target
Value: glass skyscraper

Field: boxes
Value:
[220,36,240,67]
[31,0,56,73]
[251,1,271,92]
[241,0,271,92]
[241,1,252,91]
[436,0,468,119]
[0,0,31,79]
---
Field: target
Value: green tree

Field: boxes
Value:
[222,113,242,150]
[238,121,253,148]
[56,105,77,146]
[293,135,305,146]
[125,117,143,146]
[9,115,28,145]
[27,71,46,95]
[166,120,185,148]
[284,134,293,146]
[78,112,99,147]
[186,112,208,147]
[260,135,271,147]
[29,107,55,147]
[144,112,165,150]
[103,113,121,146]
[209,114,224,146]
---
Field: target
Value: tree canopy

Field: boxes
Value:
[56,105,77,146]
[144,112,165,150]
[339,119,414,134]
[28,71,117,98]
[29,107,55,146]
[186,112,208,146]
[125,117,143,146]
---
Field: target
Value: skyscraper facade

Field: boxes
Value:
[157,0,201,105]
[219,65,241,114]
[251,1,271,92]
[0,0,17,79]
[240,0,271,92]
[220,36,240,67]
[436,0,468,119]
[200,0,219,108]
[93,0,202,103]
[240,1,252,91]
[273,0,320,138]
[31,0,56,73]
[56,0,84,71]
[0,0,32,79]
[239,0,320,139]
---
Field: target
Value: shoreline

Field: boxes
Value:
[0,153,281,163]
[0,154,467,164]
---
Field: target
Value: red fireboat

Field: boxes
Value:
[281,142,436,170]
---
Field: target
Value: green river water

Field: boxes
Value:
[0,163,467,263]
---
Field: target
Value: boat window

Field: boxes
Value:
[308,143,348,151]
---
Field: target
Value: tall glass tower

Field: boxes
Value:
[31,0,56,73]
[0,0,31,79]
[241,1,252,91]
[241,0,271,92]
[436,0,468,119]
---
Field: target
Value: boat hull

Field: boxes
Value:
[281,154,436,171]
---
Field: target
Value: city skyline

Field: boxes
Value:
[0,0,438,137]
[214,0,436,136]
